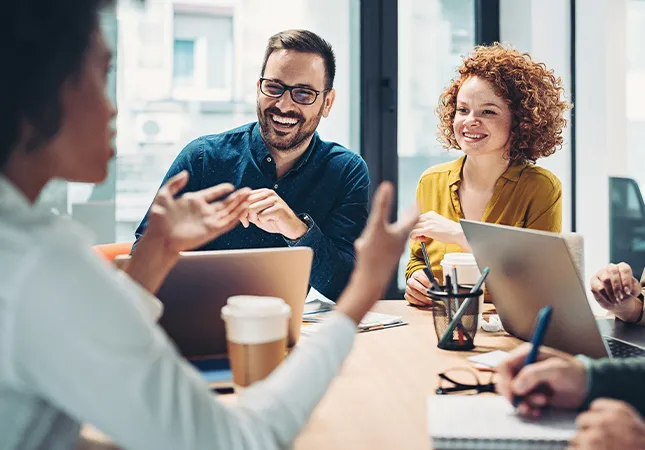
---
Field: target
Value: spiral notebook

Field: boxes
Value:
[427,395,577,449]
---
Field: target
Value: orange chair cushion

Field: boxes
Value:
[92,242,133,262]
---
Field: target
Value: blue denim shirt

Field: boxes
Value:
[135,122,370,300]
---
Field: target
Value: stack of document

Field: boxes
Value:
[302,298,407,333]
[303,298,336,315]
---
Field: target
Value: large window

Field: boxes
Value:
[396,0,476,288]
[113,0,359,242]
[41,0,359,245]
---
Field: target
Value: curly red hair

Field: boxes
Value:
[436,43,570,163]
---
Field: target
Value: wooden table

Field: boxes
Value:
[293,301,519,449]
[82,301,519,449]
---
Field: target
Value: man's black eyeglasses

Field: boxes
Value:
[435,368,496,395]
[259,78,331,105]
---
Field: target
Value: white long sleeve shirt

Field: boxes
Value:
[0,176,356,450]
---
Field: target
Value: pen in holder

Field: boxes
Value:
[428,284,483,351]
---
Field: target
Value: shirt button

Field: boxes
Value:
[266,157,272,162]
[274,184,279,189]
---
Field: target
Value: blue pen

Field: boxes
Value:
[513,305,553,407]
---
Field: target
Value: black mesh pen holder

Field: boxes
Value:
[427,285,483,351]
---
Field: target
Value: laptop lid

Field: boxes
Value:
[115,247,313,358]
[460,220,610,358]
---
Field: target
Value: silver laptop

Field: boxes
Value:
[115,247,313,358]
[461,220,645,359]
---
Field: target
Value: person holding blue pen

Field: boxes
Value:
[498,340,645,449]
[510,305,553,407]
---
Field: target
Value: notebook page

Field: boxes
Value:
[427,395,577,442]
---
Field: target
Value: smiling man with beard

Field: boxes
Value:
[135,30,370,300]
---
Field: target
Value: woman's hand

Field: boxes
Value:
[409,211,469,249]
[336,182,419,324]
[127,171,251,294]
[145,171,252,252]
[405,270,432,306]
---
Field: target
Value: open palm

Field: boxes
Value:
[145,171,251,252]
[354,182,419,282]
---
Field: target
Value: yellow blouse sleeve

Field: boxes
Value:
[406,240,426,281]
[525,175,563,233]
[405,178,427,281]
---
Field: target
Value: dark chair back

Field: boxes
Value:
[610,177,645,271]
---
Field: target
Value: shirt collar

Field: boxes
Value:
[448,155,528,188]
[0,175,34,214]
[447,156,466,188]
[250,122,319,173]
[499,159,528,181]
[250,123,271,164]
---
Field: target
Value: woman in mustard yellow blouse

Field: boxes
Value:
[405,43,570,306]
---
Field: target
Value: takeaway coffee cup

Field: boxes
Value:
[221,296,291,392]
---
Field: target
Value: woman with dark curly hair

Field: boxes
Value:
[405,43,570,306]
[0,1,417,448]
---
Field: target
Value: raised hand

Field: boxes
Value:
[145,171,252,252]
[336,182,419,324]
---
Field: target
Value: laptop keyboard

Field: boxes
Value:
[605,337,645,358]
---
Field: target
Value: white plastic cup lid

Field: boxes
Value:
[222,295,290,319]
[440,252,477,266]
[221,296,291,344]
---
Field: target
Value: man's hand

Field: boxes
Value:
[569,399,645,449]
[497,343,587,417]
[240,189,308,240]
[409,211,469,250]
[405,269,433,306]
[590,262,643,322]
